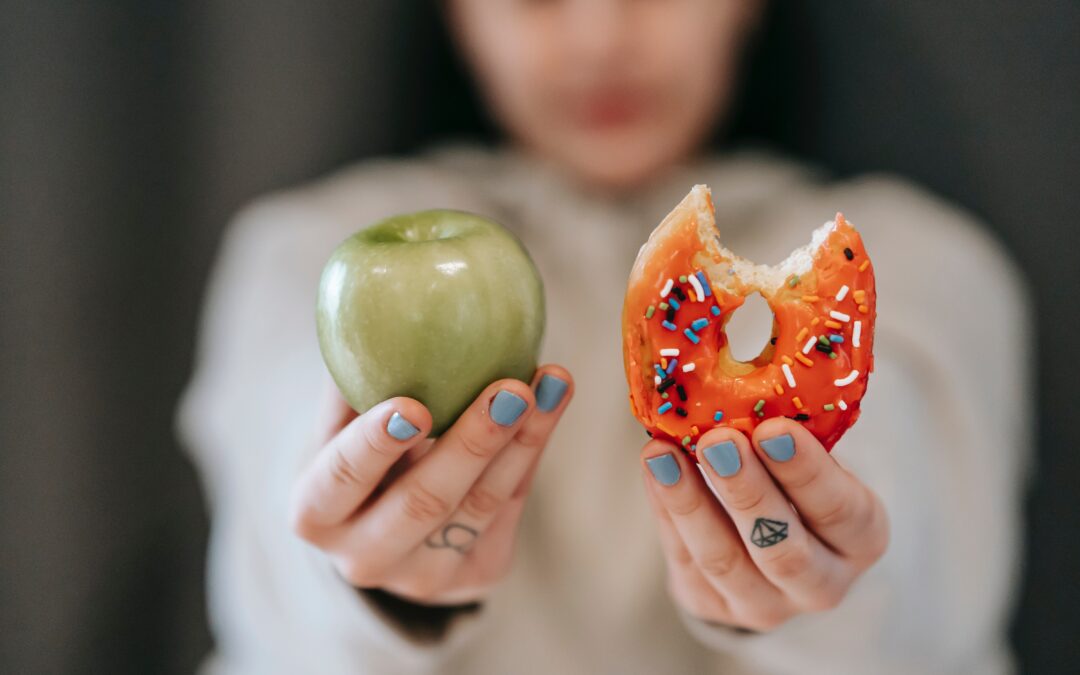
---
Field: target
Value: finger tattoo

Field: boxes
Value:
[424,522,479,554]
[750,518,789,548]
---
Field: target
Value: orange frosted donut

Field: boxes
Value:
[622,185,876,457]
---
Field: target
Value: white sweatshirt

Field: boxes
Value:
[176,145,1032,675]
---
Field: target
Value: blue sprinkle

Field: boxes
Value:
[654,364,666,379]
[669,298,681,310]
[696,271,712,297]
[691,318,709,331]
[661,320,677,331]
[666,359,678,375]
[658,402,673,414]
[683,329,700,344]
[713,410,724,422]
[691,444,697,452]
[710,306,721,316]
[829,334,844,343]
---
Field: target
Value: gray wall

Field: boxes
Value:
[2,1,1077,673]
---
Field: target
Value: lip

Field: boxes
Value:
[568,88,651,130]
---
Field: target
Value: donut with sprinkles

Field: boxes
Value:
[622,185,876,458]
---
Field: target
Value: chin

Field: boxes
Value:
[561,137,694,194]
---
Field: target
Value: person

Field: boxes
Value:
[177,1,1032,673]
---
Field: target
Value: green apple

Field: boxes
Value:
[316,209,545,435]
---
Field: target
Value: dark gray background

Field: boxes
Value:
[2,1,1077,673]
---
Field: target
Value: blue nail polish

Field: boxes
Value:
[387,412,419,440]
[702,441,741,477]
[760,434,796,462]
[490,390,528,426]
[646,453,681,486]
[534,374,568,412]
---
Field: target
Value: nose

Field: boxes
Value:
[563,0,631,69]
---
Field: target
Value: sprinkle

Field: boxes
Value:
[654,364,666,379]
[824,403,836,412]
[661,392,669,399]
[690,425,699,436]
[666,359,678,375]
[659,302,669,310]
[688,289,698,303]
[695,271,712,297]
[853,290,866,303]
[818,335,830,345]
[688,273,706,301]
[770,337,777,345]
[672,286,686,301]
[815,343,834,354]
[660,348,680,357]
[811,317,821,326]
[796,327,809,342]
[710,305,721,316]
[829,334,844,343]
[802,295,820,302]
[757,411,764,418]
[669,298,681,310]
[802,336,817,354]
[691,318,709,331]
[794,413,811,421]
[838,399,848,411]
[754,399,766,412]
[829,310,851,323]
[844,247,854,260]
[713,411,724,422]
[824,320,843,330]
[654,374,661,386]
[679,275,688,283]
[665,307,676,322]
[858,304,869,314]
[835,285,849,301]
[792,396,803,409]
[676,385,688,401]
[645,305,655,319]
[781,363,797,388]
[660,357,667,369]
[691,444,696,451]
[781,355,794,366]
[795,353,814,367]
[681,362,696,373]
[660,278,674,297]
[662,320,677,331]
[675,407,688,417]
[834,369,860,386]
[774,383,785,395]
[828,352,838,359]
[853,321,862,348]
[858,259,870,272]
[658,402,672,414]
[788,274,800,288]
[682,435,691,446]
[683,329,700,344]
[657,377,675,392]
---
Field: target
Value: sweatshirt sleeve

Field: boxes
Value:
[677,177,1034,675]
[175,192,492,675]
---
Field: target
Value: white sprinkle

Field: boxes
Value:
[781,363,797,388]
[835,285,849,301]
[802,336,817,355]
[829,310,851,323]
[681,363,696,373]
[687,273,705,302]
[853,320,862,348]
[654,374,661,386]
[660,348,680,357]
[834,369,860,387]
[838,399,848,411]
[660,278,674,298]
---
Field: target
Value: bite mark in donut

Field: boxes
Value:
[622,185,876,457]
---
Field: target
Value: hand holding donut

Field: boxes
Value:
[641,417,889,631]
[289,366,573,605]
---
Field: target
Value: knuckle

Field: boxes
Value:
[763,541,813,580]
[514,423,549,449]
[815,496,857,529]
[362,423,401,460]
[726,485,768,513]
[329,446,369,488]
[459,484,504,521]
[666,492,704,517]
[459,427,501,460]
[697,549,742,579]
[785,461,827,491]
[401,482,452,523]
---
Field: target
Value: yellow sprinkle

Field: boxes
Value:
[858,259,870,272]
[801,295,819,302]
[781,355,794,366]
[795,353,814,367]
[774,383,785,395]
[824,320,843,329]
[660,357,668,369]
[858,304,869,314]
[691,425,699,436]
[689,289,698,302]
[792,396,804,409]
[853,289,866,303]
[811,317,820,326]
[795,327,808,342]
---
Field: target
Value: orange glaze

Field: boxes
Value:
[622,190,876,458]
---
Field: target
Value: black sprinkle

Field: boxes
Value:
[770,337,777,345]
[675,407,688,417]
[657,377,676,393]
[843,247,854,261]
[676,385,688,402]
[815,343,833,354]
[665,306,675,322]
[794,413,811,421]
[672,286,686,301]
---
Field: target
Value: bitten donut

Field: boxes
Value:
[622,185,876,458]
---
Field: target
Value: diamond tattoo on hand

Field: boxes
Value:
[750,518,789,548]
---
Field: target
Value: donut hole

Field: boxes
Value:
[723,291,776,364]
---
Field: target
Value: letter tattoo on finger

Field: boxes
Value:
[425,522,479,554]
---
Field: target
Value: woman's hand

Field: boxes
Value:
[641,418,889,631]
[290,365,573,605]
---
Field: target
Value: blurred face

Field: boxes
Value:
[447,0,761,191]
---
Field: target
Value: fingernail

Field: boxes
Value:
[760,434,796,462]
[534,374,568,412]
[387,411,419,440]
[646,453,681,486]
[490,390,528,426]
[702,441,741,477]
